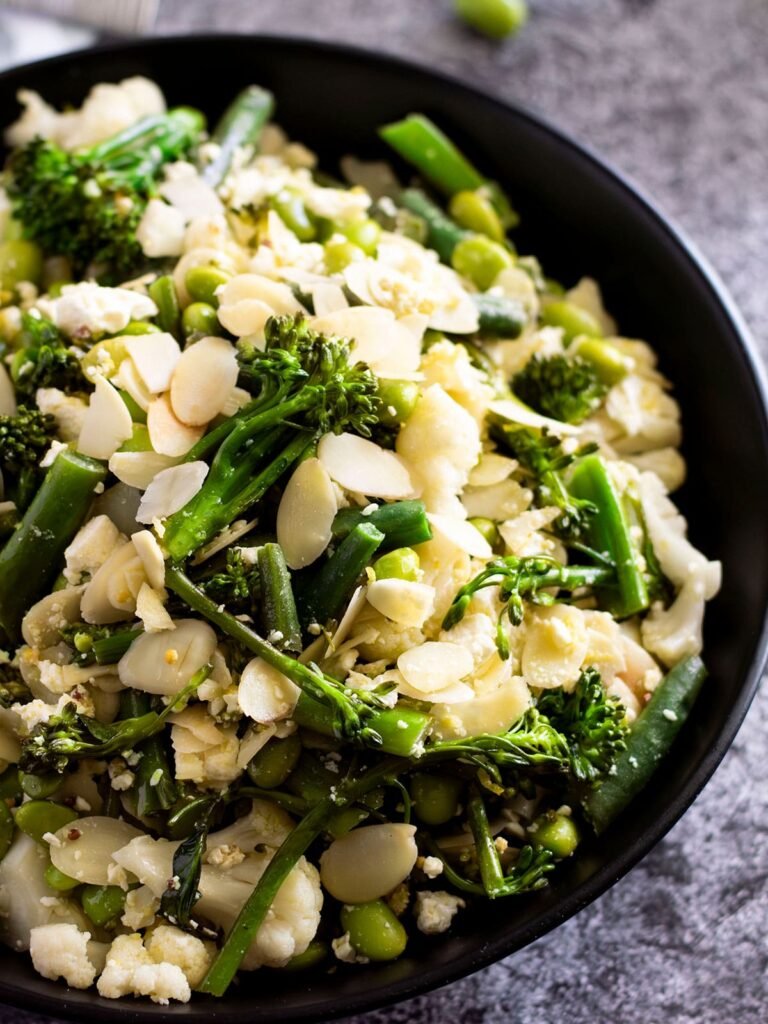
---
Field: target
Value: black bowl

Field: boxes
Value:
[0,33,766,1024]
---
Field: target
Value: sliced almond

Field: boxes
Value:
[78,375,133,460]
[131,529,166,590]
[136,461,208,524]
[468,452,518,487]
[490,396,581,437]
[311,282,348,316]
[238,658,300,723]
[397,641,474,694]
[366,579,435,628]
[123,332,181,394]
[108,450,181,491]
[135,582,174,633]
[112,356,153,412]
[276,457,337,569]
[118,619,217,695]
[427,513,493,559]
[312,305,422,378]
[521,605,589,690]
[317,432,414,500]
[147,393,205,457]
[217,274,303,337]
[170,336,239,426]
[81,539,142,624]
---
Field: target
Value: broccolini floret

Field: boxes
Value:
[10,312,85,401]
[0,404,57,510]
[198,548,260,615]
[6,107,205,279]
[512,354,607,425]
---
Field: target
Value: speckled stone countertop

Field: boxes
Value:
[0,2,766,1022]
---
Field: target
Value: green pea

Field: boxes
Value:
[411,773,463,826]
[469,516,500,548]
[339,217,381,256]
[118,321,161,336]
[451,234,513,291]
[573,338,629,385]
[272,189,317,242]
[324,238,365,274]
[0,768,23,805]
[0,239,43,291]
[540,300,603,343]
[340,900,407,961]
[185,265,231,306]
[531,811,580,858]
[376,379,420,428]
[0,801,13,863]
[81,884,126,927]
[118,423,152,453]
[44,863,80,892]
[20,771,64,800]
[455,0,529,39]
[284,940,329,971]
[449,190,504,242]
[15,800,78,844]
[118,390,147,425]
[247,733,303,790]
[373,547,421,582]
[182,301,219,338]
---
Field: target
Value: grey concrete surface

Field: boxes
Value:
[0,1,766,1022]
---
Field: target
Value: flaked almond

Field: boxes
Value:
[118,619,217,695]
[81,540,142,624]
[521,605,589,690]
[367,579,435,628]
[318,432,414,500]
[147,393,205,457]
[397,641,474,694]
[468,452,518,487]
[490,396,581,437]
[312,305,422,378]
[427,513,493,559]
[276,457,337,569]
[311,282,348,316]
[238,657,300,723]
[217,274,303,337]
[170,336,238,426]
[135,582,174,633]
[108,450,181,491]
[123,332,181,394]
[78,375,133,460]
[131,529,166,590]
[112,356,153,412]
[136,461,208,524]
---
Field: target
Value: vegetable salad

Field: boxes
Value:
[0,77,720,1003]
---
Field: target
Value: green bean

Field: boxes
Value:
[44,863,80,892]
[15,801,78,844]
[148,274,181,337]
[340,900,407,961]
[185,265,231,307]
[455,0,529,39]
[247,733,302,790]
[540,300,603,343]
[298,523,384,629]
[331,500,432,552]
[91,627,143,665]
[257,543,302,653]
[398,188,469,262]
[81,884,126,927]
[0,450,106,642]
[373,547,421,582]
[530,811,579,858]
[283,940,329,971]
[202,85,275,187]
[451,234,513,290]
[182,301,219,338]
[376,379,420,428]
[411,772,462,825]
[449,189,504,241]
[473,292,526,338]
[380,115,486,197]
[20,771,63,800]
[0,801,13,863]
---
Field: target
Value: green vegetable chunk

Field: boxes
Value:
[456,0,529,39]
[530,811,580,858]
[202,86,275,188]
[81,884,126,927]
[15,800,78,844]
[451,233,513,290]
[332,500,432,552]
[411,772,462,825]
[341,900,407,961]
[0,802,14,863]
[540,300,603,343]
[512,354,608,425]
[373,547,421,582]
[247,733,302,789]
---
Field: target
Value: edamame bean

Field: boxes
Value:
[81,884,126,927]
[0,239,43,291]
[247,733,303,790]
[272,189,317,242]
[468,516,500,548]
[284,940,329,971]
[455,0,529,39]
[340,900,407,961]
[451,234,513,291]
[530,811,580,858]
[411,773,462,826]
[185,265,231,306]
[573,338,630,385]
[15,800,78,844]
[44,862,80,892]
[0,801,13,863]
[376,379,420,428]
[373,547,421,582]
[540,300,603,343]
[324,238,365,274]
[80,337,129,380]
[0,768,22,805]
[326,806,370,839]
[20,771,63,800]
[47,279,71,299]
[339,217,381,255]
[449,190,504,242]
[118,424,152,453]
[182,301,219,338]
[119,321,161,336]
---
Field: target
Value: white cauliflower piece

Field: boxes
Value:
[413,528,474,633]
[35,388,88,442]
[414,891,465,934]
[397,384,481,517]
[641,578,711,668]
[64,514,125,585]
[171,706,240,787]
[29,923,97,990]
[499,507,561,558]
[145,926,212,988]
[135,198,186,258]
[97,934,190,1005]
[36,284,157,340]
[487,325,564,379]
[121,886,159,931]
[419,339,495,426]
[604,376,681,454]
[625,447,686,492]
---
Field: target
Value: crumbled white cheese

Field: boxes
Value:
[414,890,465,935]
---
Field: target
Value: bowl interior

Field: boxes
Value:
[0,34,766,1023]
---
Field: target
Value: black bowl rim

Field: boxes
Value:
[0,31,766,1024]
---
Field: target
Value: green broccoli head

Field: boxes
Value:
[11,312,85,401]
[512,354,607,425]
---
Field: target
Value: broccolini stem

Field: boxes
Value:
[399,187,469,262]
[86,107,205,166]
[332,499,432,551]
[568,453,649,618]
[118,691,177,816]
[292,692,430,759]
[92,627,143,665]
[202,86,275,188]
[297,522,384,630]
[467,791,507,897]
[0,450,106,642]
[257,543,302,653]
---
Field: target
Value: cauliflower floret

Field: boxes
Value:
[499,507,561,558]
[641,578,710,668]
[145,925,212,988]
[625,447,686,492]
[64,514,125,585]
[35,387,88,442]
[121,886,159,931]
[487,325,564,379]
[416,528,475,633]
[353,608,427,662]
[331,932,369,964]
[13,690,94,737]
[97,934,190,1005]
[171,707,241,787]
[419,339,495,426]
[461,477,533,522]
[135,198,186,258]
[36,283,157,341]
[604,376,681,455]
[29,923,97,990]
[414,891,465,934]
